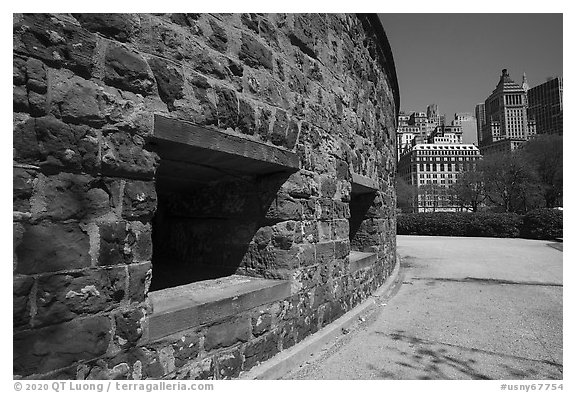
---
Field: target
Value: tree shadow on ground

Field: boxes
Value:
[368,330,562,380]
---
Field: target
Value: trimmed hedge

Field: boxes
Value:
[397,210,562,239]
[521,208,563,240]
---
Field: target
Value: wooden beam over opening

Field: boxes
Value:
[149,115,300,183]
[350,172,379,194]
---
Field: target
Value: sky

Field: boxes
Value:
[378,13,563,119]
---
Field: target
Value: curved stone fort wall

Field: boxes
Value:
[13,13,399,379]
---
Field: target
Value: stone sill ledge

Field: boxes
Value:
[350,172,379,194]
[147,275,291,342]
[349,251,378,273]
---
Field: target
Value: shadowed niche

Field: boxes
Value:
[150,161,289,291]
[349,191,377,249]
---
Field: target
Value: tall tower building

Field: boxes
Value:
[527,77,563,135]
[521,72,530,93]
[480,69,535,155]
[453,112,478,145]
[475,103,486,144]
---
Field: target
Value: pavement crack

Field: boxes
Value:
[412,277,562,287]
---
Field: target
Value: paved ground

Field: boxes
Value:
[286,236,563,380]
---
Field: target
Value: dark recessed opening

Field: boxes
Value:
[348,191,377,251]
[150,162,264,291]
[147,116,299,293]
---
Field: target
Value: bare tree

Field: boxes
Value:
[396,177,418,212]
[450,170,486,212]
[480,152,543,214]
[520,135,563,208]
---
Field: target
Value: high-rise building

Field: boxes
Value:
[527,77,563,135]
[479,69,536,155]
[398,111,411,127]
[452,112,478,145]
[397,144,482,212]
[474,103,486,144]
[426,104,440,127]
[428,124,462,144]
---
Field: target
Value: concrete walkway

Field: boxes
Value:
[286,236,563,380]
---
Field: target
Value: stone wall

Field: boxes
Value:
[13,13,399,379]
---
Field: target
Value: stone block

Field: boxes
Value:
[13,14,96,78]
[191,49,228,80]
[122,180,157,221]
[215,86,238,130]
[239,33,273,70]
[127,221,153,262]
[13,275,34,328]
[331,219,350,240]
[253,226,273,248]
[186,357,215,380]
[334,240,351,259]
[114,308,145,348]
[334,200,351,219]
[34,267,127,326]
[289,14,326,60]
[285,120,299,150]
[26,58,47,90]
[169,13,201,29]
[271,221,296,250]
[13,167,36,213]
[317,221,331,242]
[13,315,111,376]
[269,109,288,147]
[104,43,155,95]
[256,106,271,140]
[216,348,242,379]
[208,19,228,53]
[251,311,272,337]
[56,76,104,127]
[280,320,296,350]
[320,175,337,198]
[281,170,319,199]
[28,90,47,117]
[34,173,111,221]
[15,221,91,275]
[317,198,334,220]
[264,193,302,222]
[242,330,280,371]
[302,198,318,220]
[148,57,184,111]
[240,13,259,33]
[128,262,152,303]
[300,220,319,243]
[99,222,130,266]
[13,57,27,85]
[172,333,200,368]
[14,116,99,172]
[259,18,278,47]
[204,316,251,351]
[315,241,335,264]
[13,85,29,113]
[238,98,255,135]
[298,243,316,267]
[102,131,159,179]
[73,13,138,42]
[268,247,300,270]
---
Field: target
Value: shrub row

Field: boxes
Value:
[397,209,562,240]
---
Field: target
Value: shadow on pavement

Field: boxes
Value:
[368,330,562,380]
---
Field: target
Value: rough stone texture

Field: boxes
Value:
[34,268,127,327]
[13,13,398,380]
[15,221,91,274]
[14,316,111,377]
